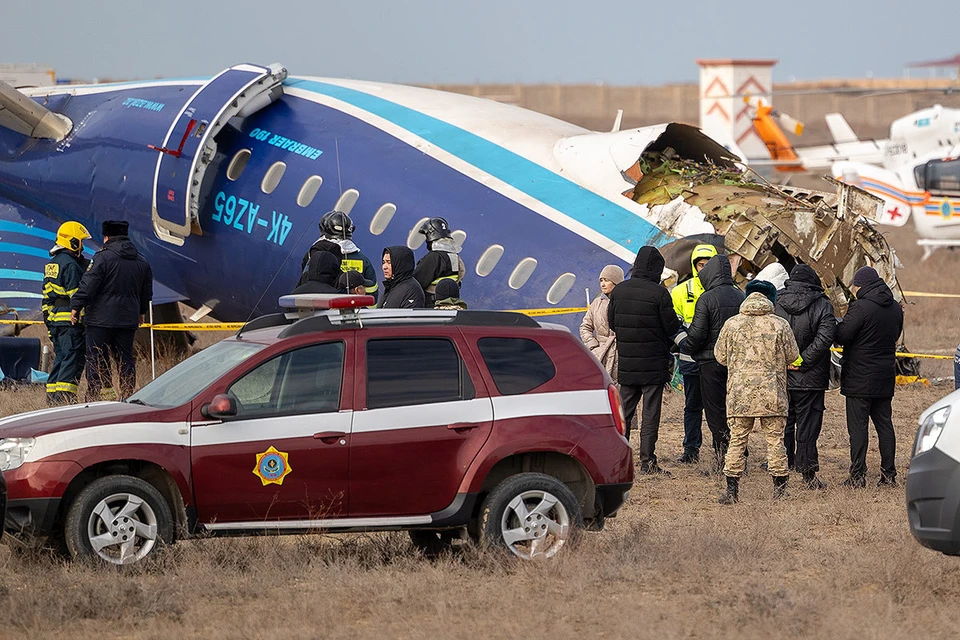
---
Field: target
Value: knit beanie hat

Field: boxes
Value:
[600,264,624,285]
[745,279,778,304]
[435,278,460,300]
[851,266,881,288]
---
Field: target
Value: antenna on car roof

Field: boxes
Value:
[236,223,315,339]
[335,137,342,196]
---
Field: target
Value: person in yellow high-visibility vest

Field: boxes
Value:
[670,243,717,463]
[42,221,91,404]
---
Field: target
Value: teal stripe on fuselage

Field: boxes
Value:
[0,269,43,282]
[0,243,51,260]
[0,221,56,241]
[287,79,662,252]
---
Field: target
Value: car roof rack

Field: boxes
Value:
[245,295,544,339]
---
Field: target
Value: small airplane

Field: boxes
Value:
[747,95,960,259]
[0,63,900,331]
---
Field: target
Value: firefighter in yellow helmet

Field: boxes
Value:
[42,221,91,404]
[670,243,718,463]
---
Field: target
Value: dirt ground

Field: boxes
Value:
[1,223,960,639]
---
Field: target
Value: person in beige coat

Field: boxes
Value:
[580,265,624,383]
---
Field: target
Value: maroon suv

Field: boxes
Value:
[0,296,633,564]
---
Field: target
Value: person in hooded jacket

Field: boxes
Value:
[413,217,466,307]
[774,264,837,489]
[835,266,904,487]
[682,254,745,467]
[580,265,624,384]
[291,250,342,294]
[715,281,800,504]
[297,238,343,286]
[670,243,718,463]
[70,220,152,401]
[312,210,379,303]
[608,246,680,474]
[380,246,425,309]
[433,278,467,310]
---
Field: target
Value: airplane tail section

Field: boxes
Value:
[825,113,859,144]
[0,79,72,141]
[746,98,805,172]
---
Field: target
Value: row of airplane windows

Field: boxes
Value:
[225,148,578,304]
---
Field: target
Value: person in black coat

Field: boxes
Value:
[774,264,837,488]
[608,246,680,474]
[379,246,425,309]
[70,220,152,401]
[292,250,341,294]
[682,254,744,466]
[836,266,904,487]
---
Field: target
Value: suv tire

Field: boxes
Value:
[479,472,583,559]
[64,475,174,565]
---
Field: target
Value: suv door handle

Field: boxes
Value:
[447,423,480,432]
[314,431,347,444]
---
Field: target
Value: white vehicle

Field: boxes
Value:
[906,389,960,554]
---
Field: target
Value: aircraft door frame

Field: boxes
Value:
[151,63,287,246]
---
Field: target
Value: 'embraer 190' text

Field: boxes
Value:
[212,191,292,246]
[248,128,323,160]
[122,98,165,112]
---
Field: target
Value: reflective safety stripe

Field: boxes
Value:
[431,273,461,285]
[47,311,73,322]
[365,283,379,293]
[46,381,78,394]
[42,282,72,296]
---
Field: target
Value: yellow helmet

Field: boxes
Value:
[55,221,91,252]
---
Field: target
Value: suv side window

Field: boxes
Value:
[227,342,344,418]
[366,338,475,409]
[478,337,556,395]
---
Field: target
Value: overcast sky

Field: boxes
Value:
[3,0,956,85]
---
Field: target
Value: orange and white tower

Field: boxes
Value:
[697,59,776,161]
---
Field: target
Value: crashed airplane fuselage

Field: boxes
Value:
[0,69,896,327]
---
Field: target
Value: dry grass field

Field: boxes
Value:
[1,224,959,639]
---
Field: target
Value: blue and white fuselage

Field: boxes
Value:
[0,63,730,327]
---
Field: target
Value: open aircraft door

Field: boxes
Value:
[151,63,287,246]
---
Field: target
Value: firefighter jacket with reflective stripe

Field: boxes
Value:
[341,248,379,302]
[42,249,89,326]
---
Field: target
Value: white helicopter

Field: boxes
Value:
[747,97,960,260]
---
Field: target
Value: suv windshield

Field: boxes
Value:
[128,340,265,408]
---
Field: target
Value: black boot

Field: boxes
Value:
[718,476,739,505]
[677,450,699,464]
[773,475,789,500]
[802,471,827,490]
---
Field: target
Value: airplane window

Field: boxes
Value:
[407,217,430,250]
[226,149,251,181]
[369,203,397,235]
[508,257,538,290]
[297,176,323,207]
[546,272,576,304]
[261,161,286,195]
[475,245,504,277]
[334,189,360,214]
[452,230,467,246]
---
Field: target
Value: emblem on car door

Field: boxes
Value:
[253,446,292,486]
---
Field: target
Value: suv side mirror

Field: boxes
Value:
[202,394,237,420]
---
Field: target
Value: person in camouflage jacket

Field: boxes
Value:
[714,281,800,504]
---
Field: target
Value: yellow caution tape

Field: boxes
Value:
[0,319,42,325]
[903,291,960,299]
[512,307,588,317]
[830,346,952,360]
[146,323,243,331]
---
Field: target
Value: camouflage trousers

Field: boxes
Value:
[723,416,788,478]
